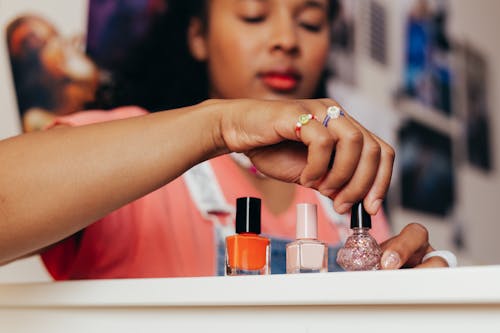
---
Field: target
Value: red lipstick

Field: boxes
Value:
[260,70,301,92]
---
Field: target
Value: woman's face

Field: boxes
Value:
[9,18,58,59]
[191,0,330,100]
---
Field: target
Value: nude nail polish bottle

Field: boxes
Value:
[336,202,382,271]
[286,203,328,274]
[225,197,270,276]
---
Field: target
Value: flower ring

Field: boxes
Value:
[322,105,345,128]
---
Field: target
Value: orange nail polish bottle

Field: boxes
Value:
[225,197,270,276]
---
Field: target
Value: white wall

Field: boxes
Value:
[336,0,500,265]
[446,0,500,265]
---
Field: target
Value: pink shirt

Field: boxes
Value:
[42,107,391,279]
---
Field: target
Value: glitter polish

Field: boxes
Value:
[336,202,382,271]
[225,197,270,276]
[286,203,328,274]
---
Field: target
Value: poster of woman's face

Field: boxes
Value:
[1,1,88,136]
[5,12,98,132]
[3,0,165,133]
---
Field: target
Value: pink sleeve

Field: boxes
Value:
[41,106,148,280]
[47,106,148,128]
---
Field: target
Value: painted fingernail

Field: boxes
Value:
[337,202,352,213]
[371,199,382,214]
[381,250,401,270]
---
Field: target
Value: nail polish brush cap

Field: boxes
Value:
[296,203,318,239]
[350,202,371,229]
[236,197,261,234]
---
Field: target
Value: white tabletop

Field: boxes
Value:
[1,266,499,332]
[0,265,499,307]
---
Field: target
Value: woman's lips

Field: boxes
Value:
[260,72,300,92]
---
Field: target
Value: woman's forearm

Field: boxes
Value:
[0,102,224,263]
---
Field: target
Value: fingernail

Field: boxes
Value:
[371,199,382,214]
[319,188,337,197]
[337,202,352,213]
[320,189,334,197]
[381,250,401,270]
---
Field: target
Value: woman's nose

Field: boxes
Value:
[269,14,299,55]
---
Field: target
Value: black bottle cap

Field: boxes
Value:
[236,197,261,234]
[350,202,371,229]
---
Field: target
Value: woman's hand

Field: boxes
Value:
[379,223,449,269]
[211,98,395,215]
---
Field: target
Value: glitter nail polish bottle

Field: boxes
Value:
[336,202,382,271]
[286,203,328,274]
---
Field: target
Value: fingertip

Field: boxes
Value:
[319,188,335,197]
[301,174,322,189]
[381,250,401,270]
[335,201,352,214]
[417,256,449,268]
[366,198,382,215]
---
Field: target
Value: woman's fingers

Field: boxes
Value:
[379,223,432,269]
[306,100,388,214]
[290,99,393,214]
[414,256,449,268]
[295,118,336,186]
[315,118,364,199]
[347,117,395,215]
[362,136,395,214]
[245,100,336,184]
[329,127,382,214]
[222,98,395,211]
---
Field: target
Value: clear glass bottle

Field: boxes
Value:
[286,203,328,273]
[336,202,382,271]
[225,197,270,276]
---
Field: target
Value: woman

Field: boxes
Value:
[33,0,447,278]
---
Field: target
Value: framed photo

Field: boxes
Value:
[398,120,455,216]
[401,0,453,116]
[328,0,358,85]
[462,44,493,171]
[1,0,89,133]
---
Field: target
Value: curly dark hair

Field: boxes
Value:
[95,0,340,112]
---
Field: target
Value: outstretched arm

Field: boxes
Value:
[0,98,394,264]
